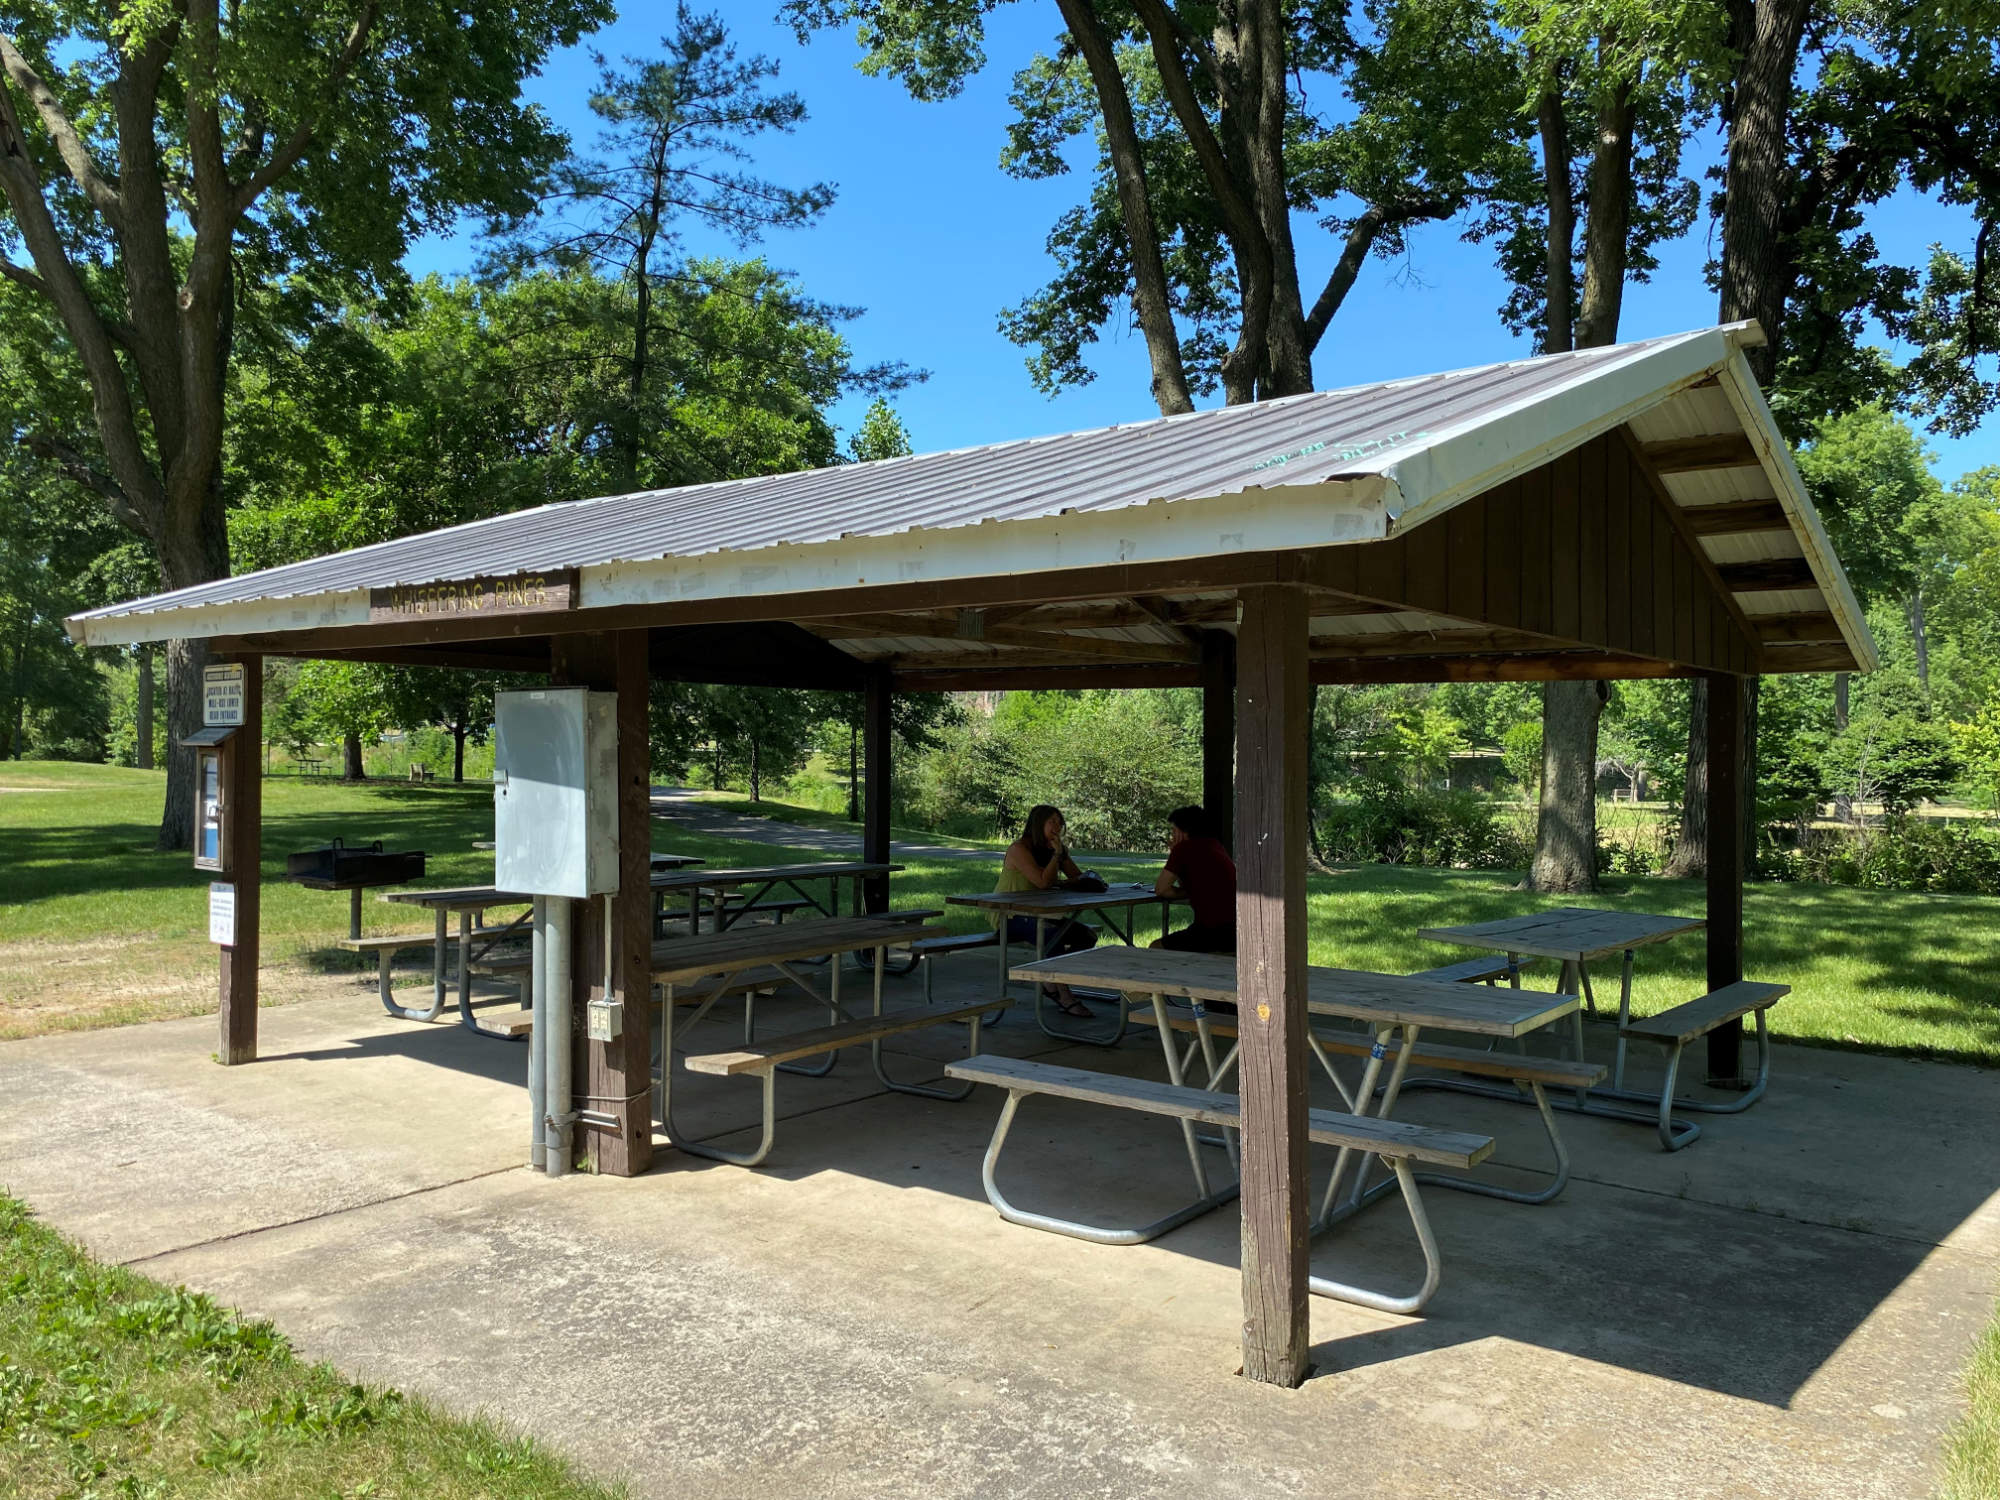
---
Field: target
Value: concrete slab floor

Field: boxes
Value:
[1,951,1995,1499]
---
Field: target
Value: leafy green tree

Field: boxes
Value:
[849,398,914,463]
[295,662,391,782]
[0,0,611,844]
[490,5,842,489]
[1952,702,2000,814]
[380,669,505,784]
[792,0,1523,409]
[1822,714,1962,818]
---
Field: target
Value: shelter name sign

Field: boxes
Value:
[368,569,578,624]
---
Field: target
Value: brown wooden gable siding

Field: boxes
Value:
[1311,429,1756,675]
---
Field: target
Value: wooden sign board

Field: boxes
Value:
[203,662,246,726]
[368,569,578,625]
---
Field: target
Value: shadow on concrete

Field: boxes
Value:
[256,940,1999,1412]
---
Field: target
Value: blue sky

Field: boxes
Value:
[407,5,1996,481]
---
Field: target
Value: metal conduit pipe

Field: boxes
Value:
[546,896,574,1178]
[528,896,547,1170]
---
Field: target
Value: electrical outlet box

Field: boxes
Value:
[494,688,619,898]
[586,997,623,1042]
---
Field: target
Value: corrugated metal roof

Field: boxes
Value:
[65,321,1877,674]
[72,330,1709,627]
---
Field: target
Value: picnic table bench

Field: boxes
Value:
[945,1054,1493,1315]
[653,916,994,1167]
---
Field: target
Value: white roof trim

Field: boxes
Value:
[1711,352,1881,671]
[1382,324,1743,533]
[69,478,1394,647]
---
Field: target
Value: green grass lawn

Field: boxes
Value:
[0,1193,623,1500]
[1942,1299,2000,1500]
[5,762,2000,1061]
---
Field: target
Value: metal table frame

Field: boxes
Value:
[1413,908,1728,1147]
[656,928,978,1167]
[1007,951,1580,1313]
[947,885,1180,1047]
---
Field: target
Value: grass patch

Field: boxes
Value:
[5,764,2000,1063]
[1940,1295,2000,1500]
[0,1193,621,1500]
[0,763,838,1039]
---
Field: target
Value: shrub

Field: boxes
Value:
[1313,786,1513,869]
[1796,818,2000,895]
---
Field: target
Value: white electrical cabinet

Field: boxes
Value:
[493,687,619,898]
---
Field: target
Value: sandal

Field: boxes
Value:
[1046,989,1092,1019]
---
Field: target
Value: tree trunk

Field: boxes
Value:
[1833,671,1849,729]
[1575,79,1636,349]
[453,724,466,783]
[749,738,761,802]
[1664,677,1710,878]
[1528,681,1608,893]
[1536,87,1575,353]
[1908,590,1930,701]
[136,647,155,769]
[343,733,364,781]
[1053,0,1196,416]
[1716,0,1815,383]
[848,720,860,822]
[710,743,722,791]
[153,473,231,850]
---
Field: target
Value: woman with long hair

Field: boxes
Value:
[995,804,1098,1017]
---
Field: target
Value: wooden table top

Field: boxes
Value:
[1416,907,1705,962]
[388,862,759,910]
[1011,947,1576,1039]
[385,885,532,911]
[948,884,1178,915]
[649,860,902,891]
[650,916,945,985]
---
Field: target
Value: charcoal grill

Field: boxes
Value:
[287,839,427,938]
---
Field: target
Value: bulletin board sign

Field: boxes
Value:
[203,663,246,727]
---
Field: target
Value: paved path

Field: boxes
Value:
[3,959,1993,1500]
[649,785,1148,866]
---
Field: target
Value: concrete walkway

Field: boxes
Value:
[2,956,1994,1499]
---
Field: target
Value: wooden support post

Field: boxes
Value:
[218,656,262,1065]
[863,665,892,913]
[1705,670,1746,1084]
[1201,630,1236,850]
[1233,585,1312,1387]
[551,632,654,1175]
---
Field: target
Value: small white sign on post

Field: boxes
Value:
[209,882,236,946]
[203,663,246,727]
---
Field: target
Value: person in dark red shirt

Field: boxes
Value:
[1150,805,1236,954]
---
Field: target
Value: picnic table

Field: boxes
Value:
[382,885,536,1026]
[1417,906,1701,1092]
[651,916,995,1166]
[650,860,902,936]
[945,884,1184,1046]
[1415,906,1785,1148]
[989,946,1574,1311]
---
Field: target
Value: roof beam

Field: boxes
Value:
[1753,611,1843,644]
[1683,499,1789,537]
[1717,557,1816,592]
[1761,641,1857,673]
[1312,652,1688,684]
[810,611,1198,665]
[1310,626,1563,660]
[1128,594,1207,649]
[1641,433,1761,473]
